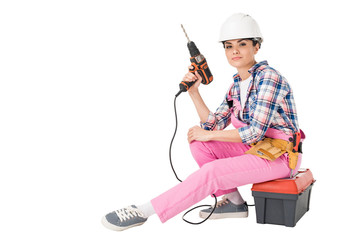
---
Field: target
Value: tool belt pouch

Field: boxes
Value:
[288,151,299,170]
[245,138,299,170]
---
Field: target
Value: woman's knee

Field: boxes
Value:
[189,140,204,153]
[190,141,215,167]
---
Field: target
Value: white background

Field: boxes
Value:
[1,0,359,239]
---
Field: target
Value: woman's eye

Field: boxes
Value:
[225,45,232,49]
[240,43,246,46]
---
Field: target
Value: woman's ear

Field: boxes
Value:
[254,43,260,55]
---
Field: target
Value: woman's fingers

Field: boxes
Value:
[183,65,199,83]
[187,127,194,143]
[184,72,197,82]
[194,71,202,81]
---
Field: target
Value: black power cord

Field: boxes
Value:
[169,95,217,225]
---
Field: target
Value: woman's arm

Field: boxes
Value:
[187,126,242,143]
[184,67,232,130]
[184,70,210,123]
[210,128,242,142]
[188,90,210,124]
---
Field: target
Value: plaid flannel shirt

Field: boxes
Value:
[201,61,299,145]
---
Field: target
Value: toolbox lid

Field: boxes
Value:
[251,169,315,194]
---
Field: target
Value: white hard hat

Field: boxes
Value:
[219,13,263,43]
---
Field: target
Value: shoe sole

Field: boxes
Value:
[199,211,248,220]
[101,216,146,231]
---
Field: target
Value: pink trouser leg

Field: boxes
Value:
[151,140,294,223]
[190,140,251,197]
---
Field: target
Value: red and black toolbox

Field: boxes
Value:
[251,169,315,227]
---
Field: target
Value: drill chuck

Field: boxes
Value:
[187,41,200,57]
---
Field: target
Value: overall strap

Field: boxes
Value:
[226,83,234,109]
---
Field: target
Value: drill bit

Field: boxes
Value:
[181,24,190,43]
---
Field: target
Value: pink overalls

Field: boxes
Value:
[151,96,303,223]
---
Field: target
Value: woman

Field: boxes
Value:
[102,13,303,231]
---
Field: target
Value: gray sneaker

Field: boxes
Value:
[102,205,147,231]
[199,197,248,219]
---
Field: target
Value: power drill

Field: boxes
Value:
[176,25,213,97]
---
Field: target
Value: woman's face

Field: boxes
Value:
[224,39,259,70]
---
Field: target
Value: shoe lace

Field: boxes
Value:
[216,196,229,207]
[115,206,145,222]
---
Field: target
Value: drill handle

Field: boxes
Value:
[189,58,213,85]
[177,52,213,96]
[179,61,213,94]
[188,65,205,85]
[178,65,198,93]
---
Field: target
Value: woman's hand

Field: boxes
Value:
[182,66,202,94]
[187,125,212,143]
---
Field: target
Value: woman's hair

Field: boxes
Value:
[222,38,263,49]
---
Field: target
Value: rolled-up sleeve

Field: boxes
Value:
[200,95,231,131]
[238,70,289,144]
